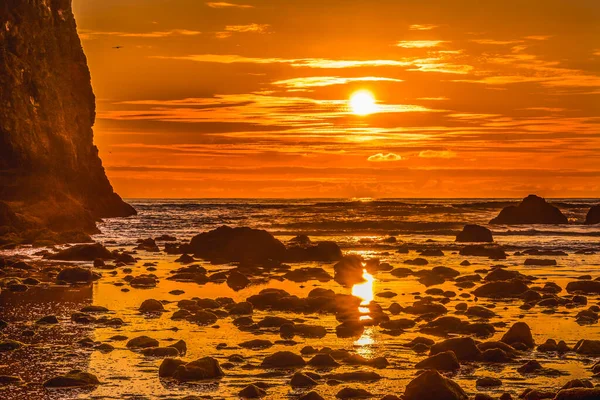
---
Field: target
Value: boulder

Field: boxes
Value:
[227,271,250,290]
[261,351,306,368]
[566,280,600,294]
[286,241,343,262]
[187,226,287,263]
[473,279,529,298]
[501,322,535,349]
[57,266,100,283]
[47,243,114,261]
[239,384,266,398]
[43,370,100,388]
[139,299,165,313]
[334,255,367,287]
[429,337,482,361]
[459,245,506,259]
[584,205,600,225]
[171,357,224,381]
[404,370,468,400]
[555,389,600,400]
[126,335,159,349]
[490,195,568,225]
[415,351,460,371]
[456,225,493,243]
[574,339,600,355]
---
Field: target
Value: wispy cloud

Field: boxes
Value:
[525,35,552,41]
[79,29,202,40]
[206,2,253,8]
[368,153,403,162]
[419,150,457,158]
[272,76,403,89]
[471,39,523,45]
[397,40,447,48]
[409,24,438,31]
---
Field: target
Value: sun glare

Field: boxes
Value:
[349,90,378,116]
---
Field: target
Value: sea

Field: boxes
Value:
[97,198,600,250]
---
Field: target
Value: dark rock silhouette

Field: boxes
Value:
[0,0,135,238]
[490,195,567,225]
[584,205,600,225]
[455,225,493,243]
[188,226,287,263]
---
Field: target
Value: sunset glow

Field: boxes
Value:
[71,0,600,198]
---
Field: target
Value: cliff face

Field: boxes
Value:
[0,0,135,234]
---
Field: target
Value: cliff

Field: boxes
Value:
[0,0,135,240]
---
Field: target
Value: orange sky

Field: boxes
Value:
[73,0,600,198]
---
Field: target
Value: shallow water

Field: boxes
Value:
[1,199,600,399]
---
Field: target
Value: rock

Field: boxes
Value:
[227,271,250,290]
[516,360,543,374]
[187,226,287,263]
[239,384,266,398]
[476,377,502,387]
[284,267,332,283]
[308,353,340,368]
[574,339,600,355]
[36,315,59,324]
[159,358,187,377]
[239,339,273,349]
[171,357,224,381]
[47,244,114,261]
[0,0,135,235]
[336,387,372,398]
[501,322,535,349]
[0,340,24,352]
[555,389,600,400]
[139,299,165,313]
[228,301,253,315]
[261,351,306,368]
[473,279,529,298]
[405,257,428,266]
[466,306,496,319]
[286,240,343,262]
[429,337,482,361]
[141,347,180,357]
[456,225,493,243]
[126,335,159,349]
[327,372,381,382]
[415,350,460,371]
[299,392,325,400]
[584,205,600,225]
[404,370,468,400]
[459,245,506,259]
[334,255,367,287]
[136,238,160,252]
[57,266,100,283]
[524,259,556,266]
[43,370,100,388]
[566,280,600,294]
[0,375,22,385]
[490,195,568,225]
[291,372,318,388]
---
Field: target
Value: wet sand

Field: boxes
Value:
[1,236,600,399]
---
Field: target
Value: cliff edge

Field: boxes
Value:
[0,0,135,242]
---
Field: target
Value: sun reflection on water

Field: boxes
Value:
[351,269,376,354]
[352,268,374,305]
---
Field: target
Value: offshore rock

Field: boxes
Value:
[490,195,568,225]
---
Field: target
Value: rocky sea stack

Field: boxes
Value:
[0,0,135,242]
[585,205,600,225]
[490,194,568,225]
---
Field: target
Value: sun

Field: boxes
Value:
[349,90,378,116]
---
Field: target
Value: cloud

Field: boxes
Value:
[78,29,202,39]
[470,39,523,45]
[154,54,413,68]
[397,40,447,49]
[206,2,253,8]
[525,35,552,41]
[272,76,403,89]
[368,153,403,162]
[225,23,270,33]
[409,24,438,31]
[419,150,457,158]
